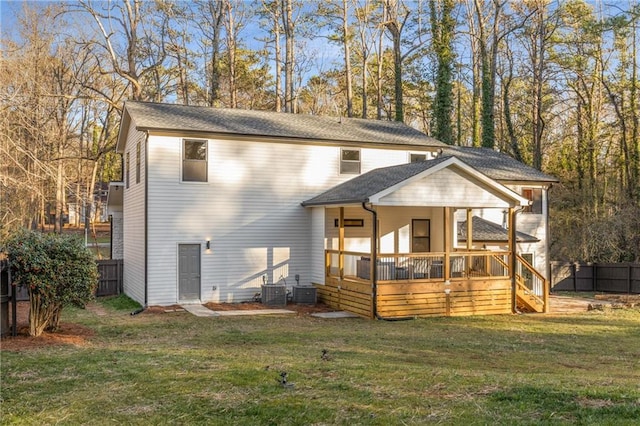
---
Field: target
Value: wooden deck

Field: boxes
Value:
[315,250,548,319]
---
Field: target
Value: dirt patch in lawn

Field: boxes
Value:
[1,302,94,352]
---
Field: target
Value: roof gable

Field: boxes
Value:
[302,156,531,208]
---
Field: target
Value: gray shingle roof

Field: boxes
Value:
[123,101,446,148]
[442,147,558,183]
[302,156,454,206]
[458,216,539,243]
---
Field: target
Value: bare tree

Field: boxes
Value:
[78,0,167,101]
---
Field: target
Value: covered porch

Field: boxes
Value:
[303,157,549,319]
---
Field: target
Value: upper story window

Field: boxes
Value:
[125,152,130,189]
[183,139,208,182]
[522,188,542,214]
[410,153,427,163]
[136,142,141,184]
[340,148,360,174]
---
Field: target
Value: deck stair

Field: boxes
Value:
[514,255,547,313]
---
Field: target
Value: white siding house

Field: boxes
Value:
[109,101,557,311]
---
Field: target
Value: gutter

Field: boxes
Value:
[361,202,413,321]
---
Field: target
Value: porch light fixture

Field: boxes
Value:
[206,240,211,250]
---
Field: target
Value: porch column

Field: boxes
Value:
[508,207,517,313]
[466,208,473,250]
[339,207,345,279]
[444,207,451,280]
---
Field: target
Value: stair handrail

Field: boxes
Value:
[515,254,549,313]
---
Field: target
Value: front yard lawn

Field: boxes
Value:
[2,297,639,425]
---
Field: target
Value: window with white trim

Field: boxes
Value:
[136,142,141,184]
[522,188,542,214]
[340,148,360,174]
[125,152,130,189]
[183,139,208,182]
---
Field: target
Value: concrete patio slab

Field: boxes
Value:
[213,309,295,316]
[181,305,296,317]
[180,304,220,317]
[311,311,361,319]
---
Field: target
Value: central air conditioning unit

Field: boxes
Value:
[261,284,287,307]
[292,285,317,304]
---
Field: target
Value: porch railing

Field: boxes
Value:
[326,250,511,282]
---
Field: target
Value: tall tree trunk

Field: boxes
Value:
[55,150,64,234]
[376,2,385,120]
[282,0,295,113]
[224,0,238,108]
[342,0,353,117]
[429,0,455,143]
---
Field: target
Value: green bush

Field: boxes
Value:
[3,229,98,336]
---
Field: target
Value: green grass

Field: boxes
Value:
[2,301,639,425]
[99,294,142,311]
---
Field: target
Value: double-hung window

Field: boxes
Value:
[183,139,208,182]
[340,148,360,174]
[125,152,130,189]
[136,142,141,184]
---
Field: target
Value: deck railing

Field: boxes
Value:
[326,250,511,282]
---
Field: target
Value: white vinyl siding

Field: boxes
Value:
[122,127,146,305]
[310,207,325,285]
[379,167,513,208]
[145,138,415,304]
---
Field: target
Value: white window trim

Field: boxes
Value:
[181,139,209,183]
[340,147,361,175]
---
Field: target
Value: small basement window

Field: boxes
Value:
[340,148,361,174]
[183,139,208,182]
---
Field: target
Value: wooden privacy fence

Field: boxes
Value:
[551,262,640,294]
[96,259,123,297]
[11,259,123,301]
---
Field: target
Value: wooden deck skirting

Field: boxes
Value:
[315,277,512,319]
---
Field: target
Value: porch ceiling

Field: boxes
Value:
[106,182,124,214]
[301,156,530,209]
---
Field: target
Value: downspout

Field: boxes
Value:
[143,132,149,309]
[361,202,378,318]
[362,202,413,321]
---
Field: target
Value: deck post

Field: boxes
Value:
[444,207,451,280]
[466,208,473,251]
[508,207,517,313]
